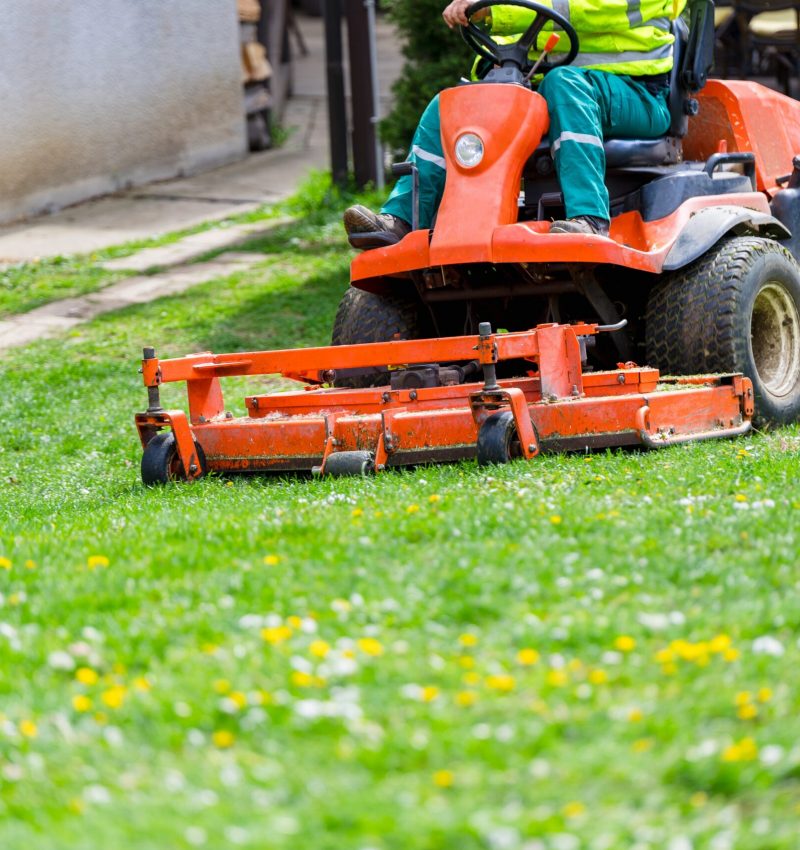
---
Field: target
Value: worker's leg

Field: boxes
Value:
[539,67,671,220]
[382,94,445,229]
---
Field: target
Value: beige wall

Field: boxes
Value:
[0,0,247,224]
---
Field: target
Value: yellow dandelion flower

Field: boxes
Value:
[655,648,674,664]
[260,625,293,645]
[72,694,93,712]
[737,703,758,720]
[757,687,773,703]
[485,674,516,692]
[710,634,732,653]
[459,655,475,669]
[458,633,478,648]
[228,691,248,709]
[690,791,708,808]
[734,691,753,707]
[357,637,384,657]
[433,769,454,788]
[24,560,36,570]
[721,737,758,762]
[546,669,568,687]
[588,669,608,685]
[0,557,12,571]
[19,720,37,738]
[567,658,583,673]
[660,662,678,676]
[462,671,481,686]
[213,679,231,695]
[428,494,441,503]
[94,712,108,726]
[75,667,99,686]
[8,593,20,606]
[406,504,420,514]
[455,691,477,707]
[263,554,280,566]
[87,555,109,569]
[351,508,364,517]
[723,647,741,662]
[133,676,151,692]
[342,648,356,659]
[257,689,274,705]
[68,798,85,815]
[735,493,747,502]
[632,738,653,752]
[516,648,540,666]
[421,685,440,702]
[562,801,586,818]
[212,730,235,748]
[614,635,636,652]
[550,515,562,525]
[293,671,324,688]
[101,686,126,709]
[309,639,331,658]
[286,615,303,629]
[628,707,644,723]
[201,643,219,655]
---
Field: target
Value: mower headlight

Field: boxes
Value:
[455,133,484,168]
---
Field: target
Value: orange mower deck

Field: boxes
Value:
[135,323,755,482]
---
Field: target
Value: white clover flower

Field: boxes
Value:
[47,650,75,671]
[752,636,784,656]
[83,784,111,805]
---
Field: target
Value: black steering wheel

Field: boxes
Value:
[461,0,580,76]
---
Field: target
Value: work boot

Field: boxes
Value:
[549,215,610,236]
[343,204,411,249]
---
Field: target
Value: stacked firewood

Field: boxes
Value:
[238,0,273,149]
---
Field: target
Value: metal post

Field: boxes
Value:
[324,0,349,187]
[345,0,381,188]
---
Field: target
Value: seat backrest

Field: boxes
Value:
[668,0,715,137]
[667,18,690,136]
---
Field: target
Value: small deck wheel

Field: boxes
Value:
[141,432,207,485]
[324,451,376,477]
[477,410,534,466]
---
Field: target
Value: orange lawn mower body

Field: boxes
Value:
[134,1,800,480]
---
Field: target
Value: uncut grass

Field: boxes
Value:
[1,207,800,849]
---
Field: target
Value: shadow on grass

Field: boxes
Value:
[197,259,350,354]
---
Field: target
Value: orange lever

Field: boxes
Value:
[524,33,561,82]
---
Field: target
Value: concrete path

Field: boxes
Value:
[0,253,260,352]
[0,13,402,265]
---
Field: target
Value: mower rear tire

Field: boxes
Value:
[141,432,207,485]
[646,237,800,427]
[331,287,420,388]
[477,410,526,466]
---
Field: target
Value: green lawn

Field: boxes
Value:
[2,181,800,849]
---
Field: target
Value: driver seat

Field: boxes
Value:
[527,2,715,173]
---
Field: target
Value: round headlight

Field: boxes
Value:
[455,133,484,168]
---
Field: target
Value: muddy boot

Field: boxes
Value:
[549,215,610,236]
[343,205,412,249]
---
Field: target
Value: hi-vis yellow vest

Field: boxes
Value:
[489,0,688,76]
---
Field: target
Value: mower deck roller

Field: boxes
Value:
[135,322,754,482]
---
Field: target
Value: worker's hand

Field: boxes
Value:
[442,0,486,29]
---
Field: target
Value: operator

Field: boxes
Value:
[344,0,687,241]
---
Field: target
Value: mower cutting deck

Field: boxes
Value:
[135,322,754,483]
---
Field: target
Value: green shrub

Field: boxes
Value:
[381,0,474,154]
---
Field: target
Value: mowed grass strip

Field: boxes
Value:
[1,181,800,849]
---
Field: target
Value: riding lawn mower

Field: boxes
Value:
[135,0,800,482]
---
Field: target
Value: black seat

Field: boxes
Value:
[526,1,716,174]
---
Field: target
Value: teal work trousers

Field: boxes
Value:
[382,67,671,226]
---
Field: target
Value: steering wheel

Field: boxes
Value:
[461,0,579,76]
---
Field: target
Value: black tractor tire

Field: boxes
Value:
[330,287,420,388]
[477,410,525,466]
[645,237,800,427]
[141,432,207,486]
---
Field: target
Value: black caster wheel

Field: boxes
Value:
[141,432,207,485]
[476,410,532,466]
[324,451,376,477]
